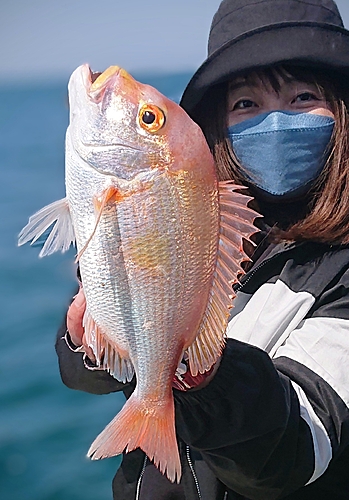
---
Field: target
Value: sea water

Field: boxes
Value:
[0,72,192,500]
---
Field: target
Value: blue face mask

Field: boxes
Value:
[227,111,335,199]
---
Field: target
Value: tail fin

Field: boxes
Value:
[87,393,182,483]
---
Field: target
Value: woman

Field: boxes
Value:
[56,0,349,498]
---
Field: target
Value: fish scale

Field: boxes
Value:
[18,64,259,483]
[66,149,135,351]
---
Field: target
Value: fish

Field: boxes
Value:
[18,64,259,483]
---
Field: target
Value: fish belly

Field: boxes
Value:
[66,150,219,481]
[67,151,219,389]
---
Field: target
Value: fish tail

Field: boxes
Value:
[87,393,182,483]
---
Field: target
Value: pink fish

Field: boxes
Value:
[18,65,258,482]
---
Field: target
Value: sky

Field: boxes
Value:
[1,0,219,83]
[2,0,349,84]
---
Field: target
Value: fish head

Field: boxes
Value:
[67,64,215,182]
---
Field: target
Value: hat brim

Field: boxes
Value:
[180,22,349,116]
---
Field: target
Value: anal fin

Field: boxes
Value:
[83,310,134,383]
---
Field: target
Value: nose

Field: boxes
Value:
[261,94,285,113]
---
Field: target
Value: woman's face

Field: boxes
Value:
[227,74,335,126]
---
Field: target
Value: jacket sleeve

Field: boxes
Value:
[55,318,132,395]
[175,245,349,499]
[174,338,315,500]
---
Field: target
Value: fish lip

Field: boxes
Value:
[80,64,98,92]
[77,64,104,100]
[83,64,124,100]
[71,139,154,173]
[74,143,163,183]
[79,141,145,153]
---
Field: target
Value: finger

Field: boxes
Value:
[172,358,221,391]
[67,287,86,346]
[82,336,97,365]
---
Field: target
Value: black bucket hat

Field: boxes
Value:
[180,0,349,116]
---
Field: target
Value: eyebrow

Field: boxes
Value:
[228,76,316,96]
[228,81,252,92]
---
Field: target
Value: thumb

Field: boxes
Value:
[67,287,86,346]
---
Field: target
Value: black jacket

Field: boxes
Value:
[55,241,349,499]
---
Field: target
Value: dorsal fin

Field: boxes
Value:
[187,181,259,376]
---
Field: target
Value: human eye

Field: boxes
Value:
[293,92,320,103]
[227,84,261,125]
[232,99,257,110]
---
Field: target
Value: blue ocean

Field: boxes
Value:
[0,72,192,500]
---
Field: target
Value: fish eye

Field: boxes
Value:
[143,111,156,124]
[138,104,166,132]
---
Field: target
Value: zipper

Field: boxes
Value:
[234,245,289,293]
[186,445,202,499]
[237,239,303,293]
[235,257,270,292]
[135,455,147,500]
[135,449,202,499]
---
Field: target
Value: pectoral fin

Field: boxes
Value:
[75,186,121,262]
[18,198,75,257]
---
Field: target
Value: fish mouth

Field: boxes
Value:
[69,136,150,178]
[83,64,134,96]
[73,64,147,152]
[89,69,102,84]
[78,142,144,154]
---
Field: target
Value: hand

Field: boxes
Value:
[172,356,221,391]
[67,287,86,347]
[66,288,96,363]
